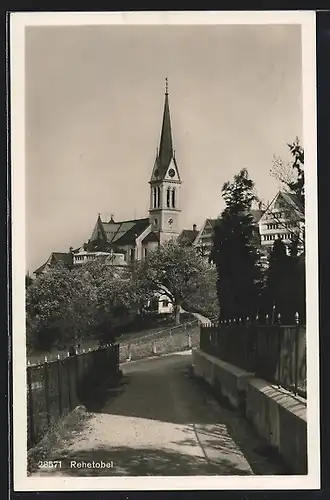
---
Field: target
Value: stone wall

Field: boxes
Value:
[192,348,307,474]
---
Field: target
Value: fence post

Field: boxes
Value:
[44,357,51,427]
[152,341,157,355]
[294,312,300,395]
[126,344,132,362]
[277,325,282,388]
[57,354,62,417]
[188,332,192,349]
[26,364,35,447]
[67,354,72,410]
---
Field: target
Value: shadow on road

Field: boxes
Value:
[81,355,287,476]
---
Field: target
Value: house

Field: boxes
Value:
[193,218,218,259]
[34,252,73,277]
[193,208,264,260]
[178,224,199,246]
[258,191,305,255]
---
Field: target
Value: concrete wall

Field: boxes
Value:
[192,349,307,474]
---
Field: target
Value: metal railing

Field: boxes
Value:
[200,315,306,399]
[27,343,119,449]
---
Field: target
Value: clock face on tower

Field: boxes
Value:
[154,169,160,178]
[168,168,175,178]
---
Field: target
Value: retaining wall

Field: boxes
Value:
[192,348,307,474]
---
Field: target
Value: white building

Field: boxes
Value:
[258,191,305,255]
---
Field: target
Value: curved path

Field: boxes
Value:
[31,352,285,476]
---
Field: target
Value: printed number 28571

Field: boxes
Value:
[38,460,62,468]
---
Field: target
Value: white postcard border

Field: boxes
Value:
[10,10,319,491]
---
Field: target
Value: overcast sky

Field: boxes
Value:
[25,24,302,272]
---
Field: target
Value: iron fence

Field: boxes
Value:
[200,318,306,398]
[27,343,119,449]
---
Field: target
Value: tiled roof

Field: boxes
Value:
[112,218,150,246]
[142,231,159,244]
[34,252,72,275]
[34,261,48,275]
[250,209,264,223]
[280,191,304,214]
[179,229,199,244]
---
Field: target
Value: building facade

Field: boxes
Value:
[258,191,305,255]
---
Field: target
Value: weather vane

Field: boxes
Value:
[165,77,168,95]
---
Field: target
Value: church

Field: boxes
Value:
[34,80,194,276]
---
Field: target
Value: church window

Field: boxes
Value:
[130,248,135,261]
[171,188,176,208]
[167,188,170,207]
[153,187,157,208]
[144,247,148,258]
[157,186,161,207]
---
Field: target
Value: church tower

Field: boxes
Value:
[149,79,182,244]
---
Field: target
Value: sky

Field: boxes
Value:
[25,23,302,273]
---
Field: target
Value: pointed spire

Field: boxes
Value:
[158,78,173,173]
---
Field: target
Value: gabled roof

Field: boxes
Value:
[250,209,264,223]
[110,218,150,246]
[206,218,219,229]
[260,190,305,223]
[142,231,159,244]
[179,229,199,244]
[280,191,304,214]
[34,252,72,275]
[90,215,151,248]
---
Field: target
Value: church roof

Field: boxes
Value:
[113,218,150,245]
[142,231,159,244]
[91,215,150,247]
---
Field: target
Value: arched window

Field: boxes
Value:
[171,188,176,208]
[153,187,157,208]
[166,188,170,208]
[157,186,161,208]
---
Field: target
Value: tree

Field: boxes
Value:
[26,255,140,351]
[83,256,139,343]
[210,168,262,320]
[270,137,305,207]
[183,264,220,322]
[263,238,305,323]
[26,262,94,351]
[263,239,290,322]
[134,240,216,325]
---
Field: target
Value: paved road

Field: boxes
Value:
[31,352,285,476]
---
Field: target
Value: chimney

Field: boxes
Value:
[193,224,197,231]
[258,201,262,211]
[69,246,73,253]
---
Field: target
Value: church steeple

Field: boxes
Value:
[149,79,182,244]
[158,77,174,175]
